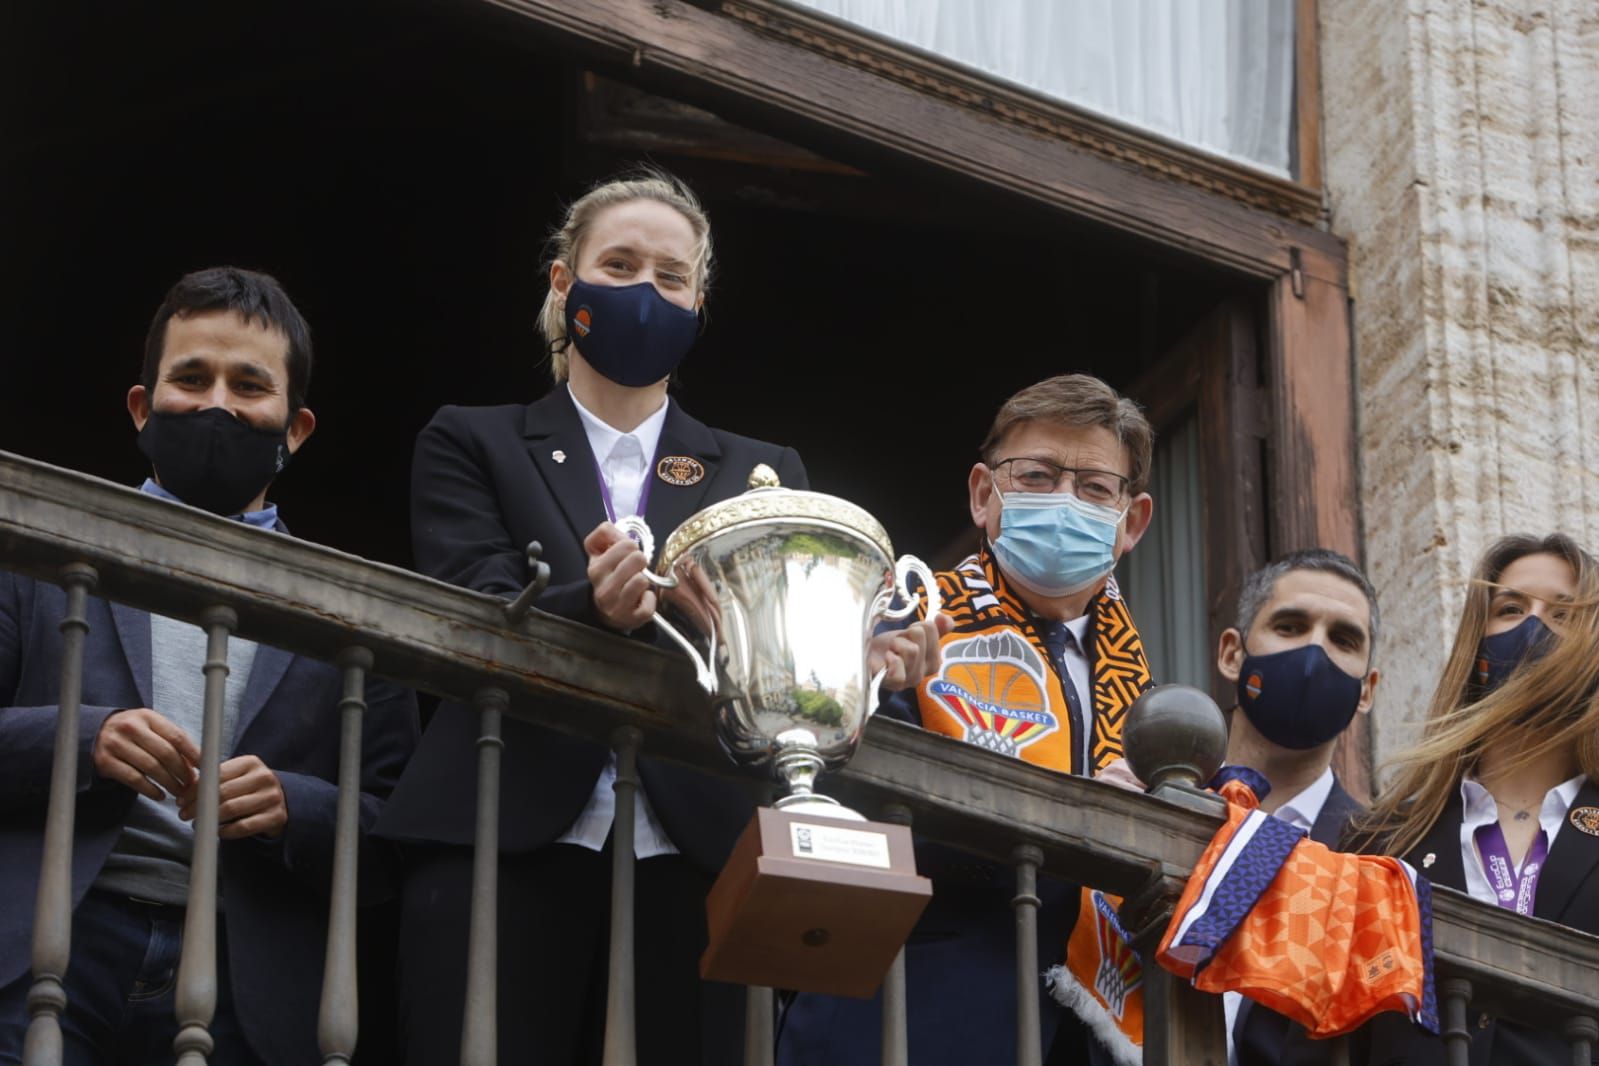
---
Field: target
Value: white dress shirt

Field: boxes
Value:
[1223,765,1336,1063]
[1457,773,1585,908]
[1063,613,1092,725]
[554,386,680,858]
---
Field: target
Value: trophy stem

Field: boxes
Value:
[771,732,865,822]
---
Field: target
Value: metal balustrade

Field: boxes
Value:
[5,449,1599,1065]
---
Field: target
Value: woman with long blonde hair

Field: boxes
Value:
[1352,532,1599,1065]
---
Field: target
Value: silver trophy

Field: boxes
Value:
[618,465,941,821]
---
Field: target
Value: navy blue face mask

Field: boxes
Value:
[1473,615,1556,694]
[563,278,700,387]
[1235,643,1365,751]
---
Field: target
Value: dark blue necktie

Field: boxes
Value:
[1038,621,1086,773]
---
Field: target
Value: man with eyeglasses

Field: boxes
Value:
[778,373,1157,1066]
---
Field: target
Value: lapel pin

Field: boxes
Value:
[657,455,705,487]
[1570,806,1599,836]
[1422,852,1436,869]
[552,450,567,464]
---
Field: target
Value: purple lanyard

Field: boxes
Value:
[1474,821,1549,916]
[592,446,657,525]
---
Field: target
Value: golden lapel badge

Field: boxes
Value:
[657,455,706,487]
[1569,806,1599,837]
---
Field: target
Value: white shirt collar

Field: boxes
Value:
[1272,765,1336,833]
[568,385,669,467]
[1461,773,1587,843]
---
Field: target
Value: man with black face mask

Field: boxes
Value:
[0,267,419,1066]
[1214,548,1382,1066]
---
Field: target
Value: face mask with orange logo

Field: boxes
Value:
[1235,643,1363,750]
[563,278,699,387]
[1472,615,1555,695]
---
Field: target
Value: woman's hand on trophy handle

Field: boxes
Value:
[612,515,679,590]
[584,521,659,632]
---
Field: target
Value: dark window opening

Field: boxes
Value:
[3,0,1245,586]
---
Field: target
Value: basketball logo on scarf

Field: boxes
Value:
[1051,888,1144,1064]
[1087,890,1142,1018]
[928,631,1057,758]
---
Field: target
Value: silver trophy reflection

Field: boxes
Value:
[617,464,941,819]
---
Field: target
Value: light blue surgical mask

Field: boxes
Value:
[992,491,1125,598]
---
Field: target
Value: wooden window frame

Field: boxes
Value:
[714,0,1327,211]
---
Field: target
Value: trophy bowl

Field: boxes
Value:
[619,464,940,819]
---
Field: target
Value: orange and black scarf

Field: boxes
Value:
[912,546,1153,776]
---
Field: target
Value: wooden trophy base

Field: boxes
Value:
[700,806,932,998]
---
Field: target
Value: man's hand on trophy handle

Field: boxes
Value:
[868,614,953,692]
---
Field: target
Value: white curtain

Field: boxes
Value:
[1120,415,1210,690]
[787,0,1296,175]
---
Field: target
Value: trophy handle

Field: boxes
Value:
[650,614,719,695]
[612,515,717,693]
[864,554,943,719]
[613,515,679,590]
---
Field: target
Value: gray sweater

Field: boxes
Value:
[94,615,258,906]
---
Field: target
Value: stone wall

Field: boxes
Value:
[1318,0,1599,775]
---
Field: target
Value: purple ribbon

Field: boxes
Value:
[592,444,658,526]
[1474,821,1549,916]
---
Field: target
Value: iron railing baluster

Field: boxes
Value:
[21,563,97,1066]
[1140,964,1227,1064]
[1011,844,1043,1066]
[317,647,371,1065]
[879,804,912,1066]
[1439,977,1472,1066]
[173,606,236,1065]
[602,727,641,1066]
[460,688,507,1066]
[1565,1017,1597,1066]
[743,986,774,1066]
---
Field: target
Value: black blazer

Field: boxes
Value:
[1355,778,1599,1066]
[1234,776,1367,1065]
[375,388,807,872]
[0,554,420,1066]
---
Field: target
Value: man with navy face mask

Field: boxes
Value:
[1213,549,1382,1066]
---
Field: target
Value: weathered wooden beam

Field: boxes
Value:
[1265,270,1369,800]
[473,0,1346,282]
[1196,301,1270,709]
[1295,0,1326,189]
[1429,888,1599,1032]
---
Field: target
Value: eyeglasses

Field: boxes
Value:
[991,457,1131,507]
